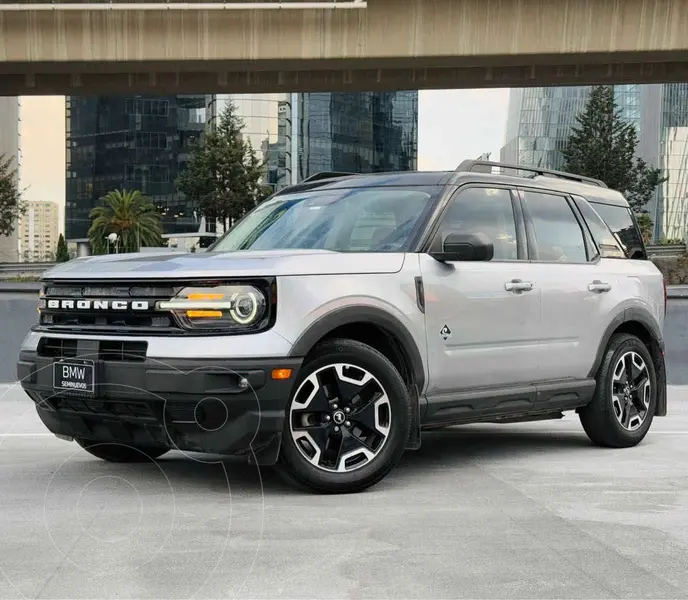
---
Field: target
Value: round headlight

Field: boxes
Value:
[230,292,259,325]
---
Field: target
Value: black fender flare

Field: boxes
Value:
[288,305,426,394]
[588,306,666,416]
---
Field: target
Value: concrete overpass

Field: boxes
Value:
[1,0,688,95]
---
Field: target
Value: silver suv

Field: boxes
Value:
[17,160,668,494]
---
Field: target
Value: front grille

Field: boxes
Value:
[43,312,174,329]
[37,337,148,362]
[38,337,79,358]
[39,281,181,334]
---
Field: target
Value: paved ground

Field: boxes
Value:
[1,382,688,599]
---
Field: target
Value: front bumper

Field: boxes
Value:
[17,350,302,461]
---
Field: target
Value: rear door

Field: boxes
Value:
[517,187,615,382]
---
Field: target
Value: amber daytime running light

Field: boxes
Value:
[157,284,267,330]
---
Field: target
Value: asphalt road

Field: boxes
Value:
[1,292,686,384]
[1,382,688,599]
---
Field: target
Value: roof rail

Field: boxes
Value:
[300,171,358,183]
[455,160,608,188]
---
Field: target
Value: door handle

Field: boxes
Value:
[505,279,533,293]
[588,280,612,293]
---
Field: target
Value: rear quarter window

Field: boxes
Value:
[574,196,646,259]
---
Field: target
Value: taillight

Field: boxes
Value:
[663,277,667,317]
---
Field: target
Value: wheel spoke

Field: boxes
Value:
[621,403,633,429]
[333,430,375,472]
[623,354,634,384]
[632,376,649,395]
[292,424,332,468]
[291,373,331,413]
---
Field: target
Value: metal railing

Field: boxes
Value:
[0,262,56,280]
[0,0,366,10]
[645,243,687,257]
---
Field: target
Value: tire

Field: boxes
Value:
[579,333,657,448]
[76,439,169,462]
[279,338,412,494]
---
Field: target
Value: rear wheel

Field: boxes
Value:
[579,333,657,448]
[76,439,169,462]
[279,338,412,494]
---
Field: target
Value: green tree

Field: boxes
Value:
[562,85,665,236]
[55,233,70,262]
[177,101,271,238]
[0,154,26,237]
[88,189,163,254]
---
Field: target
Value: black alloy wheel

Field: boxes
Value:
[279,338,412,493]
[579,333,657,448]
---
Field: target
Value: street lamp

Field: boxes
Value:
[106,232,120,254]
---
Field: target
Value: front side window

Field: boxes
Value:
[211,186,438,253]
[433,187,519,261]
[590,202,646,259]
[522,191,588,263]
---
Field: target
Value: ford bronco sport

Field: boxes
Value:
[17,160,668,494]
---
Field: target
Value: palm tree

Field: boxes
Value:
[88,189,164,254]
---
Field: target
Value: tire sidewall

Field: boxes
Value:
[598,336,657,441]
[280,340,411,492]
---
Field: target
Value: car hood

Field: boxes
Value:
[42,249,406,280]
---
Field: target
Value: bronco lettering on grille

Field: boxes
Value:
[46,299,151,311]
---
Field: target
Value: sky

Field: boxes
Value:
[18,89,512,234]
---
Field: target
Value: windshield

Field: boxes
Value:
[211,186,438,252]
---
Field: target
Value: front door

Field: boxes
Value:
[420,185,542,396]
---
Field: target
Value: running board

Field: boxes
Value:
[489,412,565,424]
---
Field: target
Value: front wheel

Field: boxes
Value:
[579,333,657,448]
[279,338,412,494]
[76,439,169,462]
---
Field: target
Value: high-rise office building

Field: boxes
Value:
[501,84,688,240]
[0,97,21,262]
[65,95,208,240]
[208,93,296,194]
[18,200,59,262]
[210,91,418,190]
[295,92,417,178]
[68,91,418,245]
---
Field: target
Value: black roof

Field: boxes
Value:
[274,161,629,207]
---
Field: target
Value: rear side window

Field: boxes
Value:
[521,190,588,263]
[589,202,647,259]
[571,196,626,259]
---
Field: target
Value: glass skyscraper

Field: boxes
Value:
[294,92,418,177]
[66,90,418,243]
[208,93,296,195]
[65,94,208,240]
[501,84,688,240]
[208,91,418,188]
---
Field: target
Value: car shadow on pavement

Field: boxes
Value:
[79,424,595,495]
[393,425,594,473]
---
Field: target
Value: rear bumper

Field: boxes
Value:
[17,350,302,460]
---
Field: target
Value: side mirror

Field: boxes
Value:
[430,231,494,262]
